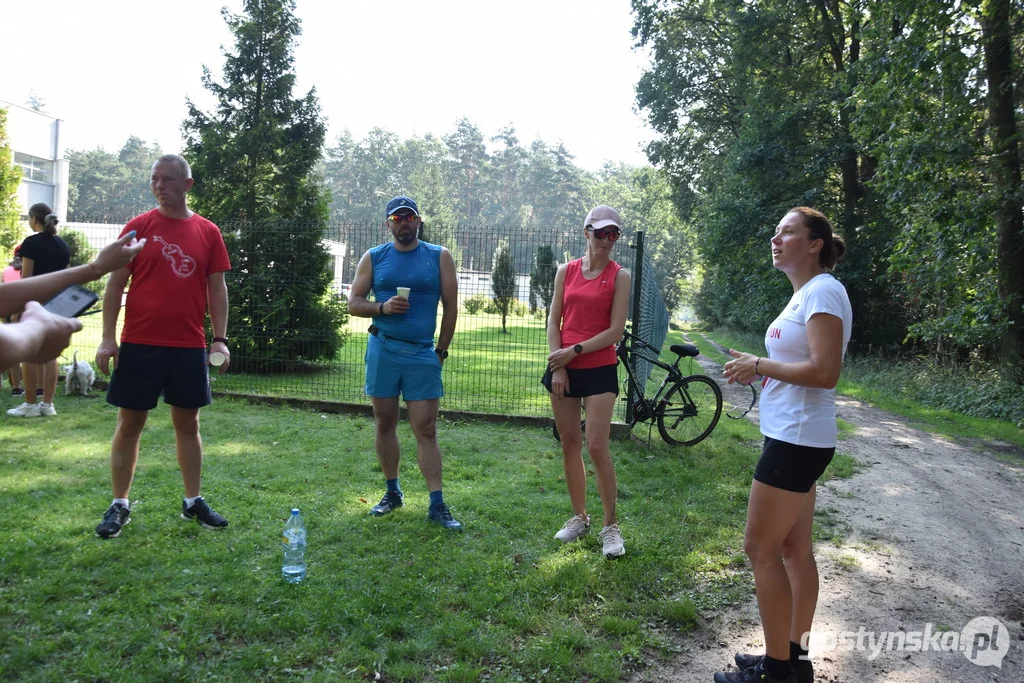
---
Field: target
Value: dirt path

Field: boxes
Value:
[631,344,1024,682]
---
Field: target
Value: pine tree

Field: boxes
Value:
[183,0,347,373]
[529,245,557,327]
[491,241,517,334]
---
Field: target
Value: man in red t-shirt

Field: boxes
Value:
[93,154,232,540]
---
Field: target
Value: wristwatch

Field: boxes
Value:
[573,344,584,354]
[436,348,449,359]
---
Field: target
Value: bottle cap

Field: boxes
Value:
[291,508,299,515]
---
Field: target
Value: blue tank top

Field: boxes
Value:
[371,241,442,344]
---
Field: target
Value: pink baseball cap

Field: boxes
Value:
[584,205,621,231]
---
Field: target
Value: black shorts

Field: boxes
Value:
[541,364,619,398]
[106,343,212,411]
[754,436,835,493]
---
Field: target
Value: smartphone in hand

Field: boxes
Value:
[43,284,99,318]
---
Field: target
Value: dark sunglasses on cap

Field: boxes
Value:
[388,213,419,224]
[586,226,621,241]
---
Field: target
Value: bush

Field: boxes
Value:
[463,293,491,315]
[61,228,104,295]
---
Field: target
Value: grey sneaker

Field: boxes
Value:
[599,524,625,558]
[7,402,41,417]
[38,402,56,416]
[554,514,591,543]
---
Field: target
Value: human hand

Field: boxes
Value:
[96,338,120,376]
[546,346,577,371]
[383,296,409,315]
[91,231,146,275]
[550,367,570,399]
[19,301,83,363]
[724,348,758,385]
[209,340,230,374]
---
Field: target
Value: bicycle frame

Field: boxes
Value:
[616,330,688,428]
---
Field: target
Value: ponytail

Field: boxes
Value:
[28,203,58,235]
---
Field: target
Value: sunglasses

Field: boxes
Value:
[587,226,621,241]
[388,213,419,224]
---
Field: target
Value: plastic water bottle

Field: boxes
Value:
[281,508,307,583]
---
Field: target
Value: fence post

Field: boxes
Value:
[626,230,645,422]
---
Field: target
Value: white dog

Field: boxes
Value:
[63,350,96,396]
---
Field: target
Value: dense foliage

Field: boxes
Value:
[632,0,1024,378]
[0,109,22,256]
[324,129,697,317]
[65,137,162,223]
[182,0,347,373]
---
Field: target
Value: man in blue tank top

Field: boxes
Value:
[348,196,462,530]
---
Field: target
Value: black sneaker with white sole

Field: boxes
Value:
[95,503,131,539]
[734,654,813,683]
[181,498,229,529]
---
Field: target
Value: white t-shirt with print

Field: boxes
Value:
[759,273,852,448]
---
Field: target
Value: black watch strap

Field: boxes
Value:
[436,348,449,359]
[212,336,229,345]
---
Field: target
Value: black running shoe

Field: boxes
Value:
[714,661,797,683]
[369,490,404,516]
[735,654,813,683]
[427,502,463,530]
[95,503,131,539]
[36,388,43,396]
[11,388,23,396]
[181,498,229,529]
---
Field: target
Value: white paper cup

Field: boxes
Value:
[396,287,410,300]
[209,351,226,367]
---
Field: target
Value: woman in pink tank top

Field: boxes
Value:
[543,205,632,558]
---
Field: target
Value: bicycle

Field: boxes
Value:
[553,330,724,446]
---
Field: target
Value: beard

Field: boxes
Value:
[393,228,417,244]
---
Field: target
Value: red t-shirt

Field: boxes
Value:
[559,258,622,369]
[118,209,231,348]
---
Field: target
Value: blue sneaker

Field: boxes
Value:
[427,503,462,530]
[370,490,404,516]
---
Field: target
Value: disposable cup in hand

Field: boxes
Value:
[209,351,226,367]
[396,287,410,300]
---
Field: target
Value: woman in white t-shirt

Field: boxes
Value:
[715,207,852,683]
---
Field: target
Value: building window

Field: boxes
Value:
[14,152,53,184]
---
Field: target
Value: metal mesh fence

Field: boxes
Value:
[61,220,669,420]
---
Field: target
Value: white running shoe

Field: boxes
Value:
[38,402,56,416]
[599,524,626,558]
[554,514,591,543]
[7,402,42,417]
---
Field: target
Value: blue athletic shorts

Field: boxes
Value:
[364,332,443,401]
[106,342,212,411]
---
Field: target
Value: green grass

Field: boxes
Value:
[0,391,787,681]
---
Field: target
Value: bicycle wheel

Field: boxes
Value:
[657,375,723,446]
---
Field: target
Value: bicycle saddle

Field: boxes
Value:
[670,344,699,358]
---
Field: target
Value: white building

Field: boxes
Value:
[1,100,69,221]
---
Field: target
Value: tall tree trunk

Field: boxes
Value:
[983,0,1024,376]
